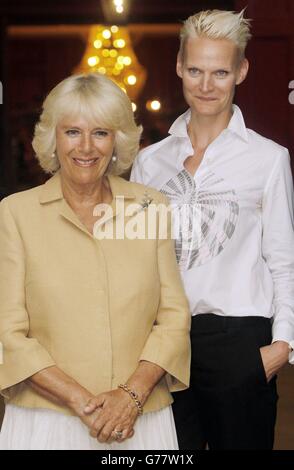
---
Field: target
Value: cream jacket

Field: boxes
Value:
[0,172,191,415]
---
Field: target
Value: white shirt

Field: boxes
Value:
[131,105,294,363]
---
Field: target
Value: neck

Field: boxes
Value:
[61,174,110,209]
[188,107,233,150]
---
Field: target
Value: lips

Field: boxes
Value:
[196,96,217,101]
[73,158,99,167]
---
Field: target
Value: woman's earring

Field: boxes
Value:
[51,151,56,159]
[112,155,117,163]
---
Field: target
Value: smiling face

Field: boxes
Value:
[177,36,249,119]
[55,116,115,187]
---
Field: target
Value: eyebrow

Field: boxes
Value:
[186,65,231,72]
[60,125,108,131]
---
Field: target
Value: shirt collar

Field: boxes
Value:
[168,104,249,143]
[168,109,191,138]
[39,171,63,203]
[228,105,249,143]
[39,170,135,204]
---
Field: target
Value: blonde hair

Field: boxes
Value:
[32,73,142,175]
[179,9,252,61]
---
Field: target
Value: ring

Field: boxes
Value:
[114,430,123,440]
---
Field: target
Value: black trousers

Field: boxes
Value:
[172,314,278,450]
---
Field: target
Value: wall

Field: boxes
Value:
[235,0,294,166]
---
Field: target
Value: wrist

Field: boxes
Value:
[66,386,94,416]
[125,382,150,406]
[118,383,144,415]
[271,341,291,363]
[273,340,292,352]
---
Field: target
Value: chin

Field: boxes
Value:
[194,106,220,117]
[74,170,101,184]
[193,99,229,116]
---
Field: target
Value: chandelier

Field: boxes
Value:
[74,25,146,103]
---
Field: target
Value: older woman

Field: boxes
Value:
[0,73,190,450]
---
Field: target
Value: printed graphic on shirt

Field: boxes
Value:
[160,169,239,270]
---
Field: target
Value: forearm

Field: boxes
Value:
[125,360,166,406]
[26,365,93,416]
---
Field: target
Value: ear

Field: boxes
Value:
[236,58,249,85]
[176,53,183,79]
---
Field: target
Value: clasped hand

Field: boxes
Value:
[81,388,139,444]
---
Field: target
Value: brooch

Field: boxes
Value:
[139,191,153,211]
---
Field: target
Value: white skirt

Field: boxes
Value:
[0,404,178,450]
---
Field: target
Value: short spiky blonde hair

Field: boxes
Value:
[32,73,142,176]
[179,9,252,61]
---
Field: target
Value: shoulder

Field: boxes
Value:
[136,135,175,164]
[247,129,289,159]
[0,184,44,213]
[131,135,179,185]
[244,130,292,191]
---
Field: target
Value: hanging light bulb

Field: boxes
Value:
[94,40,102,49]
[113,39,125,48]
[146,100,162,112]
[88,56,99,67]
[123,56,132,66]
[126,75,137,85]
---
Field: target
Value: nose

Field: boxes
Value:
[199,73,214,93]
[79,132,93,154]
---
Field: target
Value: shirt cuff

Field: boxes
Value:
[288,341,294,365]
[272,313,294,339]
